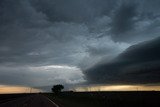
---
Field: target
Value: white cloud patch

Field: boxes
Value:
[0,65,85,88]
[30,65,86,85]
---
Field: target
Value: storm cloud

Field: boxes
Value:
[85,37,160,84]
[111,2,137,41]
[0,0,160,90]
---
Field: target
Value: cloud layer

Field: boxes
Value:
[85,37,160,84]
[0,0,160,90]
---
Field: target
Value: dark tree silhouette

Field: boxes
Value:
[51,84,64,94]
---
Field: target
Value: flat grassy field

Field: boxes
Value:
[44,91,160,107]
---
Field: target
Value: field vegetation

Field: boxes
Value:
[44,91,160,107]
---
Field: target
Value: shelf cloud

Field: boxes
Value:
[0,0,160,91]
[85,37,160,84]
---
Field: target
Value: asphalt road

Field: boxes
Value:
[0,94,59,107]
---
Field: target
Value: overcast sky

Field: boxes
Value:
[0,0,160,91]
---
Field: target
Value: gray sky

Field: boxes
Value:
[0,0,160,91]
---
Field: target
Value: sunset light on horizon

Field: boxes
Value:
[0,85,41,94]
[75,85,160,92]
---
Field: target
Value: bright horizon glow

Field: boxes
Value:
[0,85,41,94]
[1,84,160,94]
[75,85,160,92]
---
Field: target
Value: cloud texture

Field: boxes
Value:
[0,0,160,90]
[85,37,160,84]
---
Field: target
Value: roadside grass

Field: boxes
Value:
[43,91,160,107]
[44,92,106,107]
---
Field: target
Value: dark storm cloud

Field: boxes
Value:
[85,37,160,84]
[0,0,87,88]
[0,0,160,89]
[29,0,116,23]
[109,0,160,42]
[0,0,49,28]
[0,0,51,66]
[111,2,137,41]
[0,0,126,67]
[0,0,85,66]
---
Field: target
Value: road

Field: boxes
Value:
[0,94,59,107]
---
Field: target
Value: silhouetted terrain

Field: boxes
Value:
[45,91,160,107]
[0,93,33,103]
[0,92,160,107]
[0,94,58,107]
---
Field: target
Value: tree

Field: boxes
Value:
[51,84,64,94]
